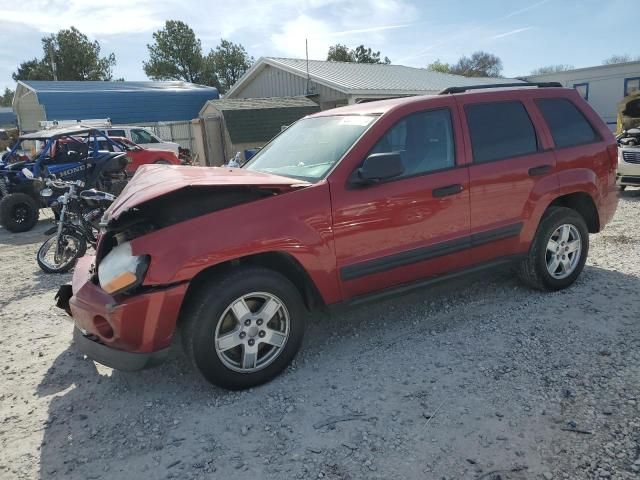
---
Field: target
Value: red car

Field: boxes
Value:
[97,136,181,173]
[58,83,618,389]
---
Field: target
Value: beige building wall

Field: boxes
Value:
[228,64,348,110]
[14,86,46,132]
[526,62,640,128]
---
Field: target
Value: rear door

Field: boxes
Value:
[456,94,558,263]
[330,102,472,299]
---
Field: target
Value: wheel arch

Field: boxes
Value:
[548,191,600,233]
[180,251,326,319]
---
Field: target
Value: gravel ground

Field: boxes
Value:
[0,193,639,480]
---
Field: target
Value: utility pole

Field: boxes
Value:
[49,44,58,81]
[305,38,311,95]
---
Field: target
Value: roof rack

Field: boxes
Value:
[438,82,563,95]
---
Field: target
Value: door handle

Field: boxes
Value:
[528,164,552,176]
[432,184,463,198]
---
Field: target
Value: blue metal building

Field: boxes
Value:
[13,80,219,132]
[0,107,17,128]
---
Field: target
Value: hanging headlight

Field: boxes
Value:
[98,242,150,295]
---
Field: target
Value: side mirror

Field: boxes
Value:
[352,152,404,185]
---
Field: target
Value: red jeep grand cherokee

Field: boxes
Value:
[58,83,619,389]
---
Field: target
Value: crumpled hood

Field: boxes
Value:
[104,164,310,222]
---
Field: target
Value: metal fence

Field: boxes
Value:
[137,121,195,152]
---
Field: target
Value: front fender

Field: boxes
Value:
[130,183,341,305]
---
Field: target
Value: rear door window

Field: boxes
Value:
[465,101,538,163]
[535,98,599,148]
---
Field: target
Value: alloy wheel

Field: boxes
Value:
[214,292,290,373]
[545,224,582,279]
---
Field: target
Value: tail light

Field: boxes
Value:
[606,144,618,172]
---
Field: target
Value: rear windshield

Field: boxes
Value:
[244,115,376,182]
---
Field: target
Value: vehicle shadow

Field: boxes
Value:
[0,211,55,246]
[36,339,229,479]
[619,186,640,200]
[0,269,72,307]
[35,263,639,479]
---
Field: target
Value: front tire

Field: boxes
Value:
[181,266,306,390]
[37,232,87,273]
[517,207,589,291]
[0,193,39,232]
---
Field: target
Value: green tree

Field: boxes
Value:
[426,59,452,74]
[326,44,391,64]
[353,45,390,64]
[12,27,115,81]
[208,39,253,93]
[144,20,214,85]
[450,51,502,77]
[530,64,574,75]
[0,88,14,107]
[327,44,354,62]
[11,58,51,81]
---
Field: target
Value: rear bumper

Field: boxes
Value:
[73,328,170,371]
[64,255,188,363]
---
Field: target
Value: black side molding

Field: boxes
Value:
[341,255,526,308]
[470,223,523,246]
[340,222,523,281]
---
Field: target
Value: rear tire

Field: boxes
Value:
[154,159,171,165]
[0,193,39,232]
[181,266,306,390]
[517,207,589,291]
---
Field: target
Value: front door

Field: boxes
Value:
[330,106,472,299]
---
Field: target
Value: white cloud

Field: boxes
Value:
[2,0,163,35]
[0,0,416,90]
[269,0,416,59]
[271,15,334,59]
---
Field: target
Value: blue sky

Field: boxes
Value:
[0,0,636,92]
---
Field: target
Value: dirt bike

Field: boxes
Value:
[37,179,114,274]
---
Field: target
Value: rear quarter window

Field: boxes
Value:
[465,101,538,163]
[535,98,599,148]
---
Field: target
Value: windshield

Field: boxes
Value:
[243,115,376,182]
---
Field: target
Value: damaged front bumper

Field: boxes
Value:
[72,327,170,371]
[55,255,188,371]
